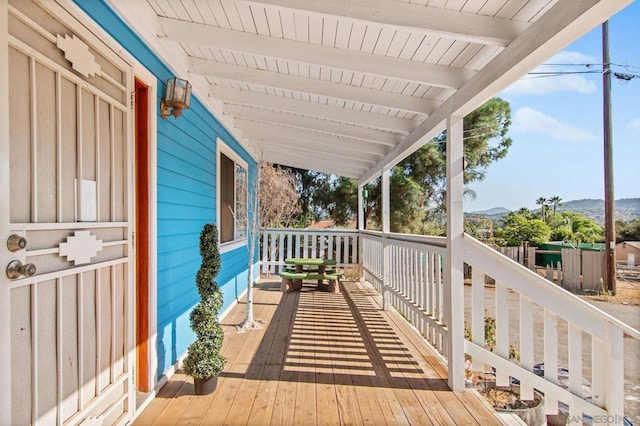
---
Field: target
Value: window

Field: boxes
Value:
[218,142,248,246]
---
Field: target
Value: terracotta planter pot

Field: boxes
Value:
[193,376,218,395]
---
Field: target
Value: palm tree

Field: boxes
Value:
[536,197,548,221]
[517,207,531,216]
[549,195,562,217]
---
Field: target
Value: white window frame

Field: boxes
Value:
[216,138,248,253]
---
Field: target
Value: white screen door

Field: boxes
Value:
[1,1,134,424]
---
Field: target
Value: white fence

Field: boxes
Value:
[361,231,448,357]
[260,228,359,274]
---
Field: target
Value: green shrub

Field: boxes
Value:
[189,298,224,338]
[183,224,227,379]
[195,224,222,299]
[182,336,226,379]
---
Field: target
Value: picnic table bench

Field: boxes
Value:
[280,258,342,293]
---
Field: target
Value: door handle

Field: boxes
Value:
[7,234,27,252]
[6,260,37,279]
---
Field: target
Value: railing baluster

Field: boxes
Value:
[301,233,307,258]
[410,247,416,325]
[419,249,425,337]
[353,234,359,267]
[495,280,509,386]
[261,230,269,274]
[274,232,284,273]
[519,296,534,400]
[544,310,559,415]
[568,324,583,421]
[436,254,443,324]
[591,335,605,422]
[471,269,484,369]
[269,233,280,273]
[286,232,293,262]
[433,253,439,347]
[605,325,624,423]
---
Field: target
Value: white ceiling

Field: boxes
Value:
[108,0,633,183]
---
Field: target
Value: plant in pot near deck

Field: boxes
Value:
[465,316,545,426]
[183,224,227,395]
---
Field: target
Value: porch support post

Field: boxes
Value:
[445,114,465,392]
[358,183,364,231]
[357,183,364,279]
[381,167,391,311]
[0,0,12,419]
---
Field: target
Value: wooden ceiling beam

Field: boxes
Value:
[159,17,473,89]
[241,0,528,46]
[261,150,366,178]
[238,121,389,156]
[225,104,399,146]
[260,142,376,168]
[192,60,440,114]
[211,86,417,133]
[250,136,383,164]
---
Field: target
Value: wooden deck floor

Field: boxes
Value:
[134,280,503,425]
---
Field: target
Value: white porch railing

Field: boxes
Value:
[464,235,640,424]
[259,228,640,423]
[361,230,448,357]
[260,228,359,274]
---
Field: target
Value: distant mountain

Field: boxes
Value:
[555,198,640,224]
[469,198,640,225]
[469,207,511,216]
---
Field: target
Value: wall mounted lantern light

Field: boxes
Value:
[161,77,192,119]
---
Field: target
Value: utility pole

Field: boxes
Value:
[602,21,616,295]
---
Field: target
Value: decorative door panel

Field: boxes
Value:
[4,1,133,424]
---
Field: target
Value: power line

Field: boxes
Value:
[539,62,640,70]
[527,70,602,75]
[521,70,638,80]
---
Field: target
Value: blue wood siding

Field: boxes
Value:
[75,1,256,377]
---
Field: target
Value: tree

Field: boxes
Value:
[494,212,551,246]
[536,197,548,222]
[259,163,300,228]
[547,213,574,242]
[313,176,359,226]
[517,207,532,217]
[617,218,640,242]
[369,97,513,233]
[549,195,562,217]
[547,211,604,244]
[280,97,513,234]
[281,168,331,227]
[565,212,603,243]
[465,215,494,242]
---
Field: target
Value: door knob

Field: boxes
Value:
[7,234,27,252]
[6,260,37,279]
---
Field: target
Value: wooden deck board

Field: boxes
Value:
[133,280,502,426]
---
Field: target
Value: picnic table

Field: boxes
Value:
[280,258,342,293]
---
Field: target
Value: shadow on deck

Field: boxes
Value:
[134,280,504,425]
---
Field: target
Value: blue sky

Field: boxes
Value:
[465,2,639,213]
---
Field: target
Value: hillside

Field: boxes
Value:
[471,198,640,225]
[469,207,511,216]
[557,198,640,224]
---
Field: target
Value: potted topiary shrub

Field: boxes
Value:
[182,224,227,394]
